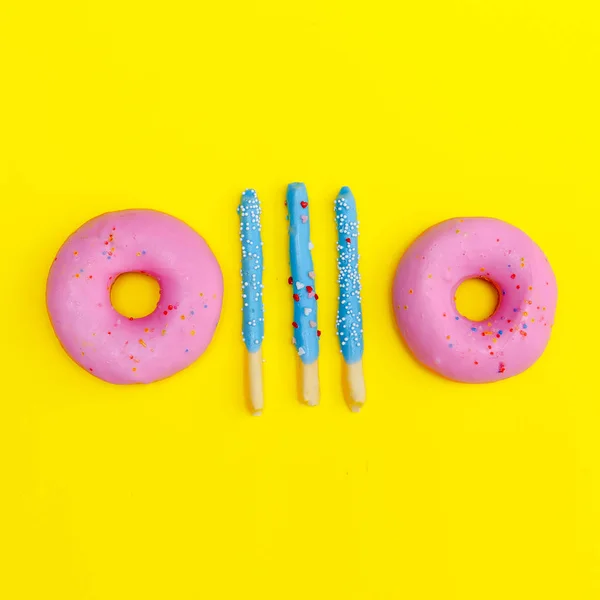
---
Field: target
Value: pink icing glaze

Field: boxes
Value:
[393,218,557,383]
[47,209,223,384]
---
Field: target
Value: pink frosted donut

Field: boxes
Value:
[393,218,557,383]
[47,209,223,384]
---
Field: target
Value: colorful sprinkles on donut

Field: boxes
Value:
[393,217,557,383]
[47,209,223,384]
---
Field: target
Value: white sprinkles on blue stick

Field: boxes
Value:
[335,186,363,363]
[237,189,264,351]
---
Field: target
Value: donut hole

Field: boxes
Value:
[455,278,500,322]
[110,272,161,319]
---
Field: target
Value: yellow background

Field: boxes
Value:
[1,1,599,598]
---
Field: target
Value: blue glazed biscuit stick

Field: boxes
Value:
[335,186,365,411]
[287,182,320,406]
[238,189,264,415]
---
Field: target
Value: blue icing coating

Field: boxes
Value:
[287,182,319,364]
[237,189,264,352]
[335,186,363,363]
